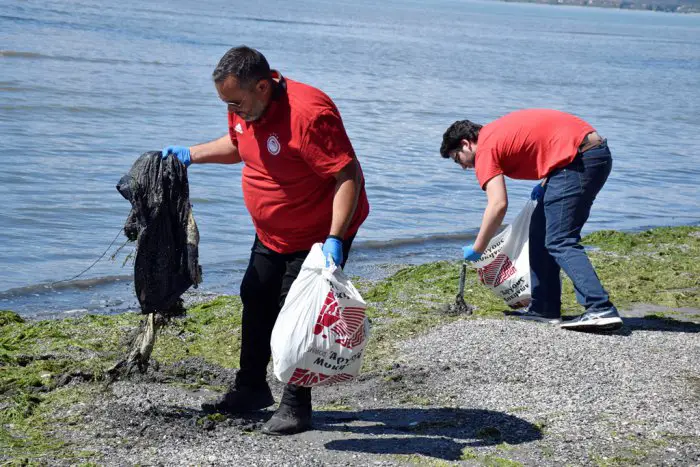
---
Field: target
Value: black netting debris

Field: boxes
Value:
[109,151,202,379]
[116,151,202,315]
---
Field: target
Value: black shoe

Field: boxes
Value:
[201,383,274,414]
[261,403,312,436]
[560,309,623,332]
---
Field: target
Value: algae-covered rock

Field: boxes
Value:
[0,310,24,327]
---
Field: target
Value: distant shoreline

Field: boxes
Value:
[500,0,700,13]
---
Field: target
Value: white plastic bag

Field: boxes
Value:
[472,200,537,309]
[271,243,370,387]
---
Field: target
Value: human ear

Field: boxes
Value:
[256,79,269,94]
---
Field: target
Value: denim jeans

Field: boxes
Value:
[528,142,616,317]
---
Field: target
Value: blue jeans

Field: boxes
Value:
[528,142,616,317]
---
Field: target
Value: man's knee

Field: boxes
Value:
[544,232,581,255]
[239,274,253,302]
[240,272,272,307]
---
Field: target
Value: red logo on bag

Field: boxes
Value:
[288,368,354,387]
[313,290,366,349]
[477,254,517,287]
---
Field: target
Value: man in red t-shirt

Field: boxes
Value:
[162,46,369,435]
[440,109,621,332]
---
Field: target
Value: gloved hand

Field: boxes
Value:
[162,145,191,167]
[322,236,344,268]
[531,183,545,201]
[462,244,482,262]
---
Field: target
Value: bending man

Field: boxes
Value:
[440,109,621,332]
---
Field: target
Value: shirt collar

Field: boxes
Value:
[255,70,286,125]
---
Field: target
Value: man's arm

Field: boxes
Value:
[329,159,362,238]
[190,134,241,164]
[473,174,508,252]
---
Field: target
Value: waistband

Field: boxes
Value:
[578,131,605,153]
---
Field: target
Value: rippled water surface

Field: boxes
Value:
[1,0,699,317]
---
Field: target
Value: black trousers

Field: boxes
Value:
[237,235,355,405]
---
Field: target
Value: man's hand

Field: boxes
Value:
[322,236,344,267]
[531,183,545,201]
[162,146,192,167]
[462,244,482,262]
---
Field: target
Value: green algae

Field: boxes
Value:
[361,226,700,369]
[0,298,243,463]
[1,225,698,463]
[392,454,457,466]
[1,312,140,394]
[151,295,243,368]
[315,403,354,412]
[359,260,507,371]
[0,312,138,463]
[574,226,700,312]
[0,310,24,327]
[1,385,101,464]
[460,448,523,466]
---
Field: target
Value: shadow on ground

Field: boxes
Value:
[94,400,539,462]
[317,408,542,460]
[600,316,700,336]
[556,317,700,336]
[615,305,700,334]
[622,316,700,333]
[504,311,700,336]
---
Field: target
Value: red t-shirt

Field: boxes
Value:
[475,109,595,189]
[228,74,370,254]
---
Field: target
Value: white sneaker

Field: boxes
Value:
[560,309,623,332]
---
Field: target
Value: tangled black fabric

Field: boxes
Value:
[117,151,201,315]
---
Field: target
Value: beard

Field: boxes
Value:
[238,100,267,122]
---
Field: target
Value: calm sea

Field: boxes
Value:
[1,0,699,318]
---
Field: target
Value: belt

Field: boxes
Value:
[578,131,604,153]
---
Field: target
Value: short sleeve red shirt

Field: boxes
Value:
[475,109,595,189]
[228,73,370,254]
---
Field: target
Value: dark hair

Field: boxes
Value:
[212,46,272,88]
[440,120,482,158]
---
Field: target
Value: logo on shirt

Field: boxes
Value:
[267,134,281,156]
[234,123,243,134]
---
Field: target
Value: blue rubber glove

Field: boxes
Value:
[531,183,545,201]
[162,146,191,167]
[463,244,482,262]
[322,236,344,268]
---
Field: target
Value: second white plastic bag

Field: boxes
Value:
[271,243,370,387]
[472,200,536,309]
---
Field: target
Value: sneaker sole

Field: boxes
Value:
[517,316,561,324]
[560,317,623,331]
[504,311,561,324]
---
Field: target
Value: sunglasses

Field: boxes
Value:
[224,93,247,110]
[449,148,462,164]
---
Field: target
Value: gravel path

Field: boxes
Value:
[53,315,700,466]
